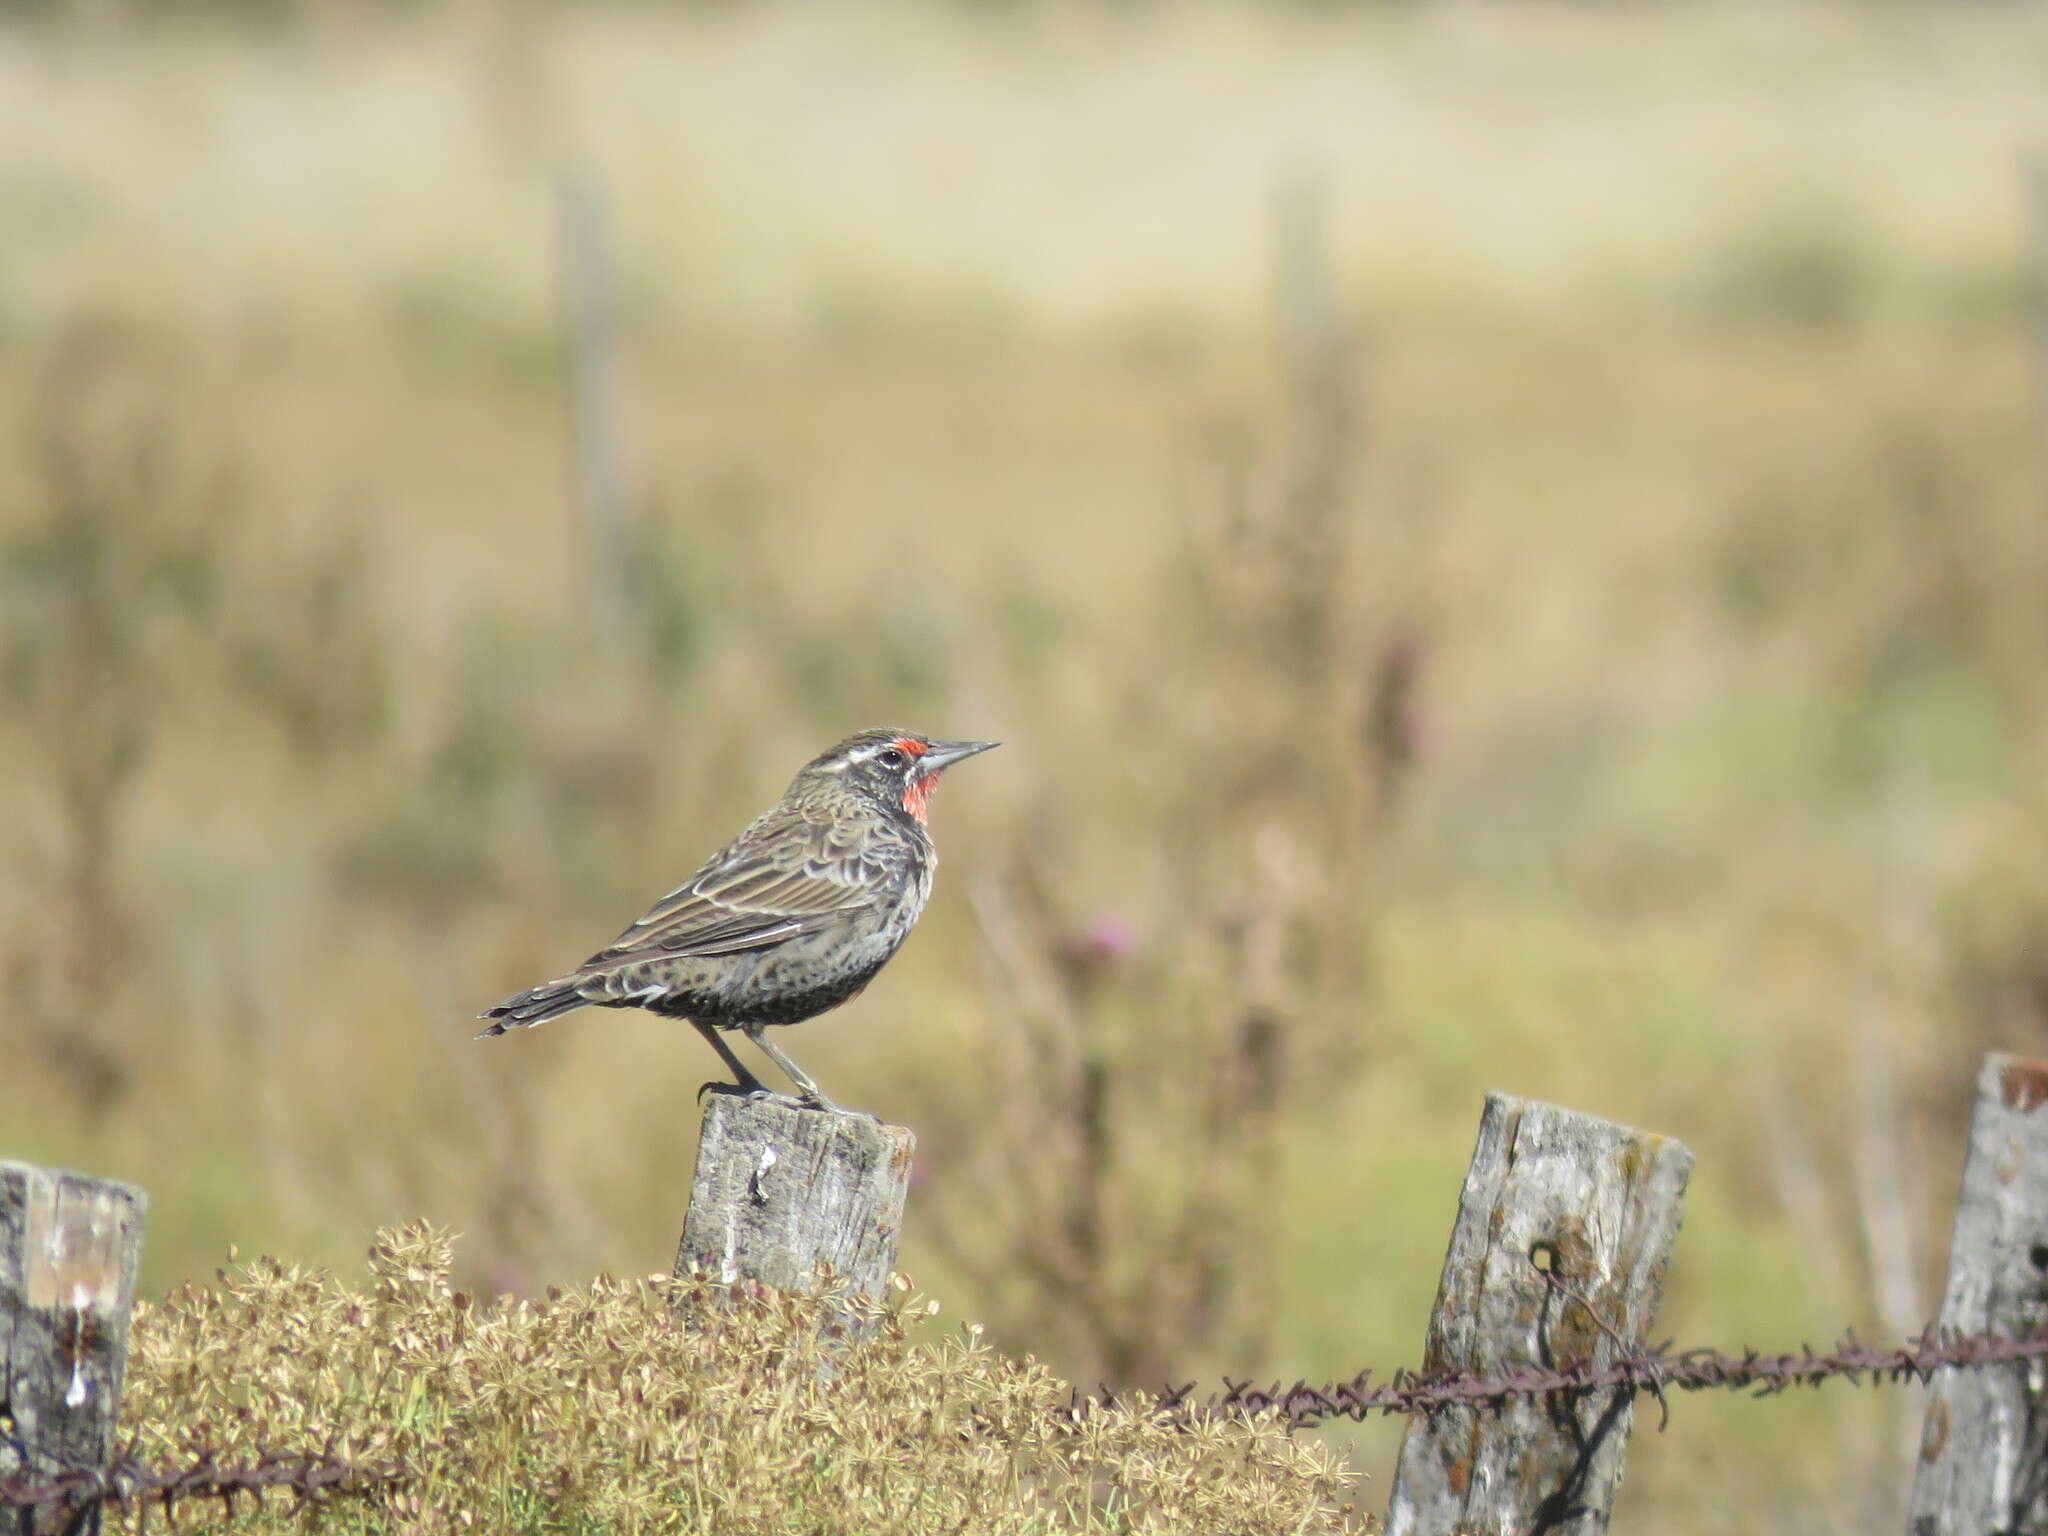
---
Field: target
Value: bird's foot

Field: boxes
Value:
[795,1088,881,1121]
[699,1080,820,1114]
[698,1076,770,1102]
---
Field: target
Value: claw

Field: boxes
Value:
[700,1078,789,1104]
[797,1088,880,1121]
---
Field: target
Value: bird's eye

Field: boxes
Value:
[878,748,907,769]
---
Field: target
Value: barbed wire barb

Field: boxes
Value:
[0,1451,406,1520]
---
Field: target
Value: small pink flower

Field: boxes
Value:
[1077,913,1137,965]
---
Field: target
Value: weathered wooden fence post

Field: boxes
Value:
[674,1094,914,1320]
[0,1160,147,1534]
[1384,1094,1693,1536]
[1908,1052,2048,1535]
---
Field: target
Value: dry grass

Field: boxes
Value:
[118,1224,1365,1535]
[6,3,2048,1529]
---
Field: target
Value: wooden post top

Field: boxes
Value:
[675,1093,915,1307]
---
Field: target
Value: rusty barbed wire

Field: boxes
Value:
[1078,1322,2048,1433]
[0,1450,402,1530]
[6,1322,2047,1518]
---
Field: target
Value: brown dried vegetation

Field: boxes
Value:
[116,1224,1367,1536]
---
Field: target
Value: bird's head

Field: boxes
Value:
[805,729,1000,825]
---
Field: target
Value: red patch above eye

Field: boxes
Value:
[891,737,928,757]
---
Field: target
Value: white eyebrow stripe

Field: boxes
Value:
[836,738,919,770]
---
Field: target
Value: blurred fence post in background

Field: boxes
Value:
[1272,164,1353,584]
[1385,1095,1694,1536]
[557,168,635,631]
[0,1160,146,1536]
[2026,153,2048,434]
[674,1095,914,1329]
[1908,1053,2048,1535]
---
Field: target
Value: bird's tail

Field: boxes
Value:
[477,977,589,1038]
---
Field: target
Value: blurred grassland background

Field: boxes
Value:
[7,0,2048,1528]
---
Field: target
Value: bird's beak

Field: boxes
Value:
[920,738,1000,772]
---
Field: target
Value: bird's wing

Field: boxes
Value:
[577,807,911,970]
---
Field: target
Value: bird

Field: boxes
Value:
[478,729,998,1113]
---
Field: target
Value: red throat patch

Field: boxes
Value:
[901,771,941,825]
[893,738,935,823]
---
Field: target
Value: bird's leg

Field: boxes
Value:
[742,1024,846,1113]
[692,1020,772,1097]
